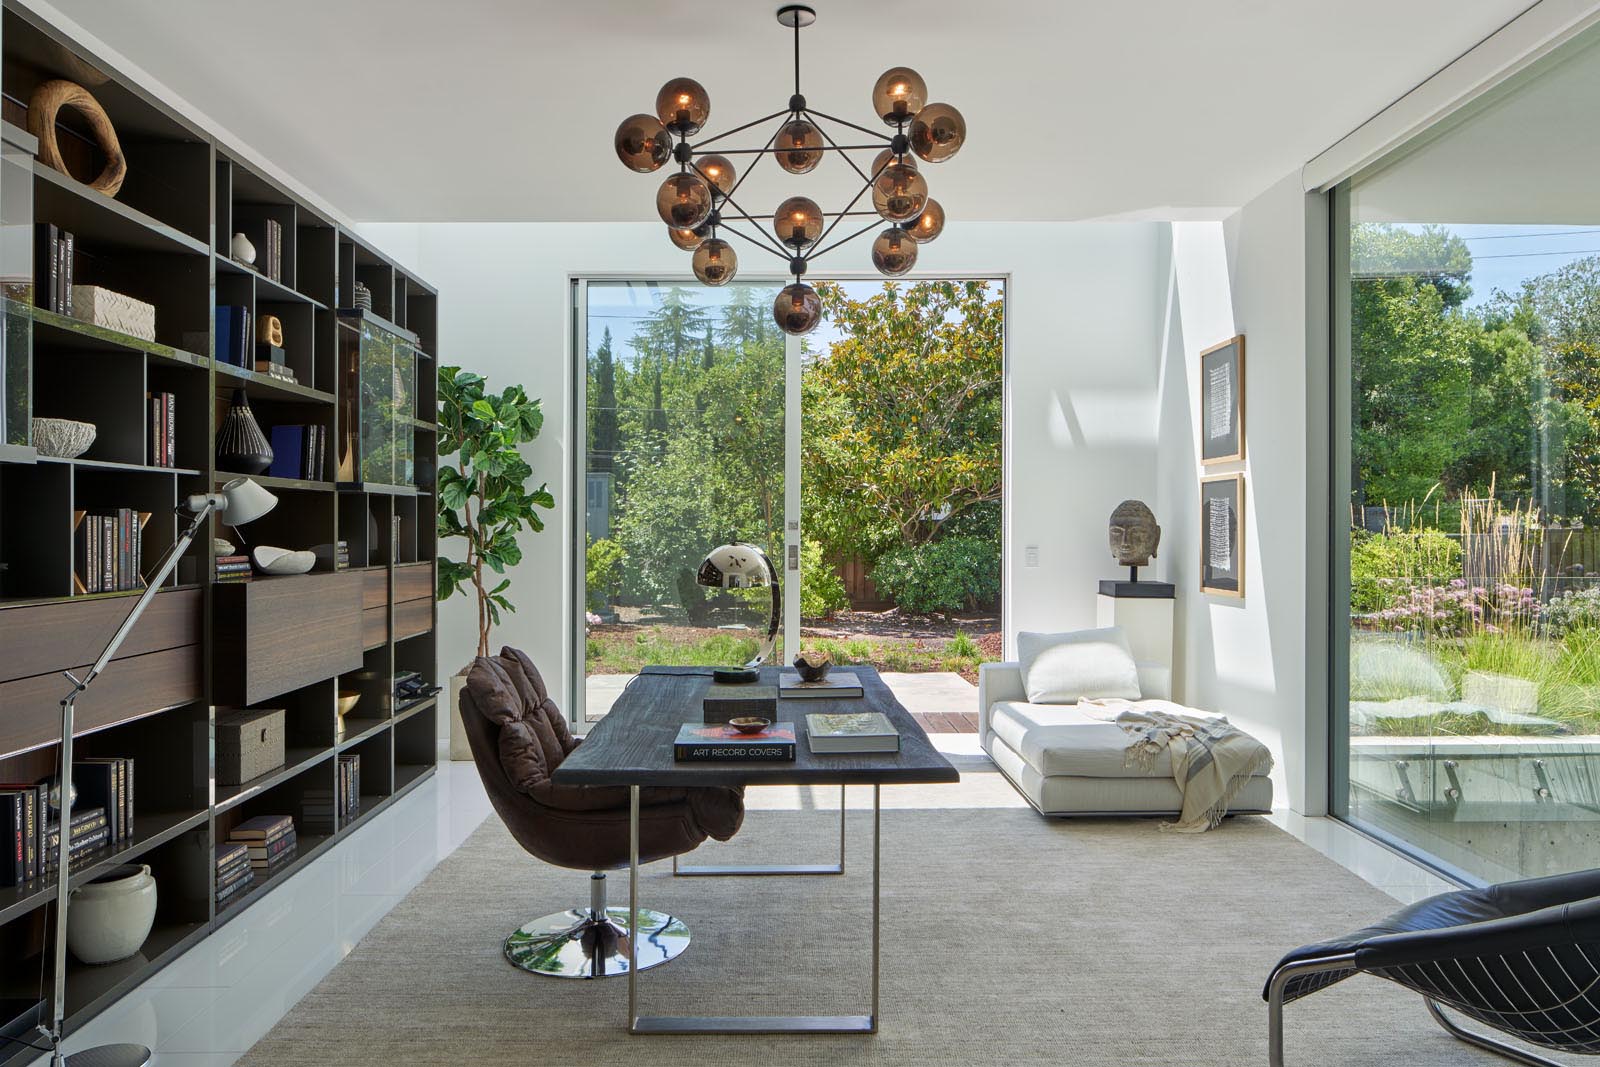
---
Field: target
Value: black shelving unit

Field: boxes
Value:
[0,1,441,1057]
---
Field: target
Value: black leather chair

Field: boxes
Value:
[1265,869,1600,1066]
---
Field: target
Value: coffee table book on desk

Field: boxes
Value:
[552,665,959,1035]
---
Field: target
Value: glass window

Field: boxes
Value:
[1335,29,1600,881]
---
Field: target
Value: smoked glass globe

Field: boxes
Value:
[871,162,927,222]
[872,148,916,177]
[773,196,823,248]
[774,119,824,174]
[692,238,738,286]
[615,113,672,173]
[656,77,711,136]
[910,102,965,162]
[656,172,713,229]
[909,198,944,242]
[696,154,737,198]
[871,227,918,276]
[668,224,708,251]
[871,67,927,126]
[773,282,822,335]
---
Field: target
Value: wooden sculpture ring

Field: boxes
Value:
[27,79,127,197]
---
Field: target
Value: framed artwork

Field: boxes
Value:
[1200,473,1245,598]
[1199,334,1245,464]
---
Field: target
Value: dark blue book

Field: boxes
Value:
[268,425,306,479]
[215,305,249,366]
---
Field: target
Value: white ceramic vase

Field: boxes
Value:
[231,232,256,264]
[68,863,157,965]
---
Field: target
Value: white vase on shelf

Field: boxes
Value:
[68,863,157,965]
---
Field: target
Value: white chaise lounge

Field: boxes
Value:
[978,655,1274,817]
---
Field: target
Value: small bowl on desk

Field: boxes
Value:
[727,717,772,735]
[793,651,832,683]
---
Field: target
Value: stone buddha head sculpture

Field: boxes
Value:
[1109,499,1160,569]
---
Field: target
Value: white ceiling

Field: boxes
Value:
[44,0,1533,224]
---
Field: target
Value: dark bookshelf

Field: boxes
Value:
[0,1,440,1057]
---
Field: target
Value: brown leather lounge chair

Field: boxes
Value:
[460,647,745,978]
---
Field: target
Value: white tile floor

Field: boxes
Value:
[58,740,1451,1064]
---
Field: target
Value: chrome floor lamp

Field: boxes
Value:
[38,477,275,1067]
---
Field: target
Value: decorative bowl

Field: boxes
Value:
[727,717,772,735]
[68,863,156,965]
[32,417,96,458]
[250,545,316,575]
[337,690,360,716]
[793,651,832,683]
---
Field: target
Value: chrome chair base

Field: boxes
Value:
[504,906,689,979]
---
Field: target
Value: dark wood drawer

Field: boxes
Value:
[0,643,201,756]
[394,596,431,640]
[362,568,388,610]
[394,562,432,604]
[214,572,363,705]
[0,589,202,685]
[362,605,387,650]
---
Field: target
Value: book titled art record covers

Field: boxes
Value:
[674,722,796,762]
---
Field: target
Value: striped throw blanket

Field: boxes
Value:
[1080,699,1273,833]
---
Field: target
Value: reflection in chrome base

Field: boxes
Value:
[503,905,690,979]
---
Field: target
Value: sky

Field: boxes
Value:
[1404,223,1600,310]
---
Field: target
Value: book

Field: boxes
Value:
[60,231,73,316]
[216,305,250,367]
[805,712,901,754]
[72,762,120,843]
[0,791,26,887]
[230,814,293,841]
[216,870,255,905]
[35,223,57,312]
[674,721,796,762]
[215,841,248,871]
[0,783,49,880]
[268,425,305,479]
[246,834,296,862]
[779,670,865,699]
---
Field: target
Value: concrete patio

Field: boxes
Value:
[583,670,980,734]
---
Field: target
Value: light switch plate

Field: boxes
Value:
[1024,545,1039,568]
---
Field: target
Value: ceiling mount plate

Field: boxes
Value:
[776,4,816,28]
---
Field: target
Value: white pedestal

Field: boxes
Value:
[1095,586,1175,672]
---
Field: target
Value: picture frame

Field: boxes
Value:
[1200,473,1245,598]
[1199,334,1245,464]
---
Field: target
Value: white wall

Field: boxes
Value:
[1154,174,1328,813]
[361,221,1168,737]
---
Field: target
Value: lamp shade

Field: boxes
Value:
[216,477,277,526]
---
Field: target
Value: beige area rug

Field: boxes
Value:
[238,761,1512,1066]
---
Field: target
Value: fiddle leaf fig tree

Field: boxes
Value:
[437,366,555,659]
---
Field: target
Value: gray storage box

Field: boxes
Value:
[216,708,286,785]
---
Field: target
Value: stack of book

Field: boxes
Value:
[338,754,360,823]
[73,758,134,843]
[35,224,74,315]
[302,754,360,835]
[214,842,254,909]
[215,554,251,584]
[76,510,146,593]
[332,540,350,569]
[215,305,251,368]
[41,806,109,879]
[147,392,176,467]
[229,815,296,875]
[0,782,45,886]
[267,424,327,481]
[260,219,283,283]
[253,359,297,385]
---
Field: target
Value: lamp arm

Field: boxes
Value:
[744,546,782,670]
[46,498,215,1051]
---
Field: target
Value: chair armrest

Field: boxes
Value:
[978,661,1025,738]
[1355,897,1600,973]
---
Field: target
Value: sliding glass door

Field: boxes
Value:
[574,277,1005,723]
[1331,28,1600,881]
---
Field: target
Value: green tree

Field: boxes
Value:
[802,280,1004,563]
[589,327,619,474]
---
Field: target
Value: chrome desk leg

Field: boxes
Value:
[628,785,640,1025]
[1426,999,1567,1067]
[629,782,881,1035]
[673,783,846,876]
[1266,953,1356,1067]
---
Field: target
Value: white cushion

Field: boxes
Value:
[1017,627,1141,704]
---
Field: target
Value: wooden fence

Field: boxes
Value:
[834,557,894,612]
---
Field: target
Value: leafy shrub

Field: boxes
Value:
[799,540,849,619]
[1544,585,1600,638]
[585,537,625,611]
[1350,528,1462,614]
[871,536,1000,615]
[947,631,979,658]
[1363,579,1539,637]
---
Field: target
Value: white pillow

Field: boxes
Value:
[1017,627,1142,704]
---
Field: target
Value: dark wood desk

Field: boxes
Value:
[552,665,959,1035]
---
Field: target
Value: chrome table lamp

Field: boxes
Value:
[695,541,779,684]
[41,477,275,1067]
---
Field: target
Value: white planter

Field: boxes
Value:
[448,670,472,760]
[68,863,156,964]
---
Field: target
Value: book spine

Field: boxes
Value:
[101,515,113,593]
[165,394,175,466]
[0,795,23,887]
[54,229,65,313]
[116,760,127,841]
[35,224,57,312]
[673,743,796,762]
[120,509,132,591]
[20,789,35,882]
[75,518,88,594]
[61,231,73,316]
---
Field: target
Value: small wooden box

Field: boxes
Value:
[216,707,286,785]
[70,285,156,341]
[702,684,777,724]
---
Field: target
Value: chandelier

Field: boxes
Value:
[612,3,966,335]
